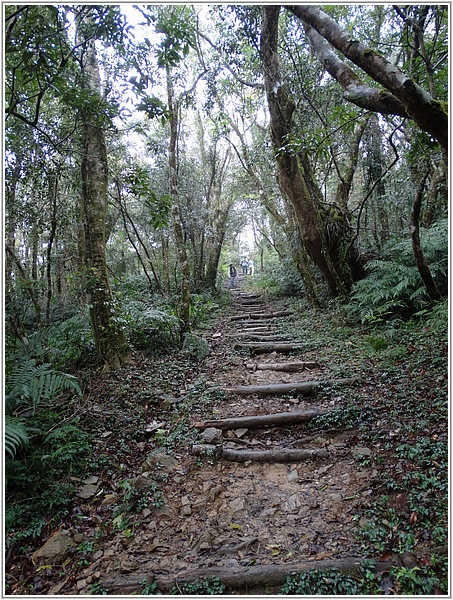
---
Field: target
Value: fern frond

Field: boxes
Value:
[5,416,29,459]
[6,360,82,413]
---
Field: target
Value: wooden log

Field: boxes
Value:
[234,341,308,352]
[236,320,275,327]
[235,293,261,299]
[219,377,360,396]
[191,444,328,462]
[234,299,265,305]
[221,447,328,462]
[227,333,291,341]
[237,325,279,331]
[230,310,293,321]
[102,557,397,594]
[237,326,279,332]
[254,361,320,371]
[193,408,329,430]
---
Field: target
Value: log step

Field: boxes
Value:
[249,361,321,372]
[192,445,329,462]
[234,341,307,352]
[230,310,293,321]
[218,377,360,396]
[103,556,398,594]
[194,408,330,430]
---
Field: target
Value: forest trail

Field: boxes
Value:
[57,274,401,595]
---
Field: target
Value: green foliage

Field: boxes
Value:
[123,165,171,227]
[89,581,110,595]
[116,477,164,513]
[169,577,225,595]
[141,580,159,594]
[5,416,29,459]
[182,333,210,361]
[279,568,370,595]
[6,481,77,546]
[349,220,447,322]
[189,293,217,328]
[6,358,82,414]
[121,300,179,353]
[391,565,441,595]
[41,423,91,472]
[46,312,95,369]
[306,405,362,430]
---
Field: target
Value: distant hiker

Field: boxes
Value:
[228,263,237,288]
[240,257,248,275]
[248,259,254,275]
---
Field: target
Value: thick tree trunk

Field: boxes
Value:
[204,208,229,293]
[233,341,307,353]
[78,29,130,370]
[192,445,329,463]
[45,180,57,327]
[253,361,320,372]
[261,7,362,296]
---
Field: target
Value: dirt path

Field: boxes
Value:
[39,276,394,595]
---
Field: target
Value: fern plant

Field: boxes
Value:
[6,358,82,415]
[5,416,29,459]
[349,220,447,322]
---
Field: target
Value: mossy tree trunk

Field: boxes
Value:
[261,6,363,296]
[78,26,130,370]
[166,66,191,339]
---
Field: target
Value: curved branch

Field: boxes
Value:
[285,5,447,150]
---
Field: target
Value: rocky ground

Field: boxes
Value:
[6,275,448,595]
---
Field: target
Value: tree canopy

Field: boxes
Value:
[5,3,447,360]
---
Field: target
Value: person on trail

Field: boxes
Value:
[228,263,237,288]
[248,258,254,275]
[241,257,248,275]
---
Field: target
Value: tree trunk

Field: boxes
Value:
[230,309,293,321]
[261,6,362,296]
[253,361,320,372]
[410,171,441,302]
[234,341,306,353]
[45,176,58,327]
[166,66,191,339]
[204,207,230,293]
[78,24,130,370]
